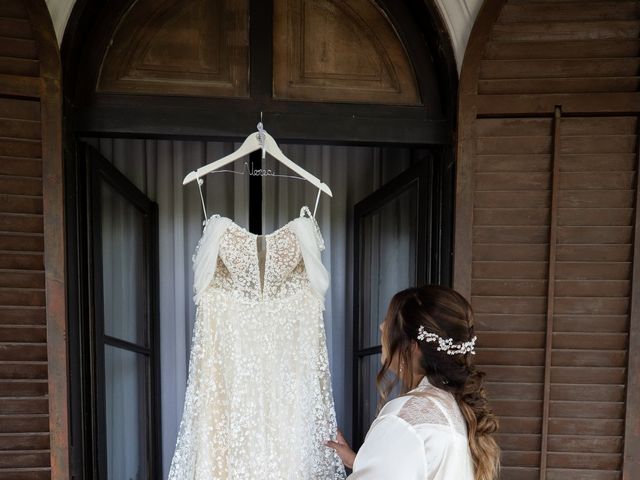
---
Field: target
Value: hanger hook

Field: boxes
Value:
[257,113,266,160]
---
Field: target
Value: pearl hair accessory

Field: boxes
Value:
[417,325,477,355]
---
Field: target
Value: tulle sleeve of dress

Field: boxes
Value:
[290,210,329,302]
[192,215,232,305]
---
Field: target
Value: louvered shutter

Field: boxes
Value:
[0,0,66,478]
[472,117,553,479]
[470,114,637,479]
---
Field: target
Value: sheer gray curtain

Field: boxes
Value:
[87,138,410,478]
[100,178,148,479]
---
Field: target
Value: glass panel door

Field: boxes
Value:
[353,161,429,447]
[87,144,161,479]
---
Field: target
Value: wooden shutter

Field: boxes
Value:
[0,0,67,478]
[549,116,636,478]
[0,92,49,476]
[472,116,554,479]
[470,113,638,479]
[456,1,640,479]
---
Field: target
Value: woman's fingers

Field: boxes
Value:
[325,440,347,454]
[326,437,356,469]
[325,440,339,450]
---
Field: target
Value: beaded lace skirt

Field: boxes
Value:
[168,212,346,479]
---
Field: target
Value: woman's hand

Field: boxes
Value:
[326,430,356,469]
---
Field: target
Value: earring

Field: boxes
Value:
[399,361,404,376]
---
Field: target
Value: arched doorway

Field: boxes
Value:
[61,1,458,477]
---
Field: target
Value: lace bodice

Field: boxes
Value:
[169,206,345,480]
[192,206,329,305]
[212,221,308,300]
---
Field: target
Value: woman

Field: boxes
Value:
[327,285,500,479]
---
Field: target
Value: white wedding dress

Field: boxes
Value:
[168,206,346,480]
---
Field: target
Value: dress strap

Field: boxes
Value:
[195,172,208,226]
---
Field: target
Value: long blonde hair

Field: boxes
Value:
[376,285,500,480]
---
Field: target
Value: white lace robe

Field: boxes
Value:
[168,207,345,480]
[348,376,475,480]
